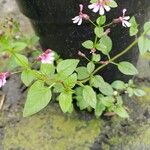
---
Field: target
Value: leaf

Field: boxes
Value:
[12,42,27,52]
[116,96,123,106]
[99,82,114,96]
[111,80,126,90]
[40,64,55,75]
[58,91,72,113]
[14,53,29,67]
[97,35,112,55]
[92,53,101,62]
[21,69,34,86]
[96,16,106,25]
[95,101,106,118]
[64,73,77,88]
[76,67,90,80]
[101,96,114,107]
[23,81,52,117]
[127,87,134,97]
[144,21,150,34]
[87,62,95,74]
[94,27,104,38]
[53,83,65,93]
[90,75,113,95]
[107,0,118,8]
[138,36,150,55]
[114,106,129,118]
[75,87,89,110]
[83,86,97,109]
[129,16,138,36]
[134,89,146,97]
[57,59,79,76]
[90,75,105,88]
[82,40,93,49]
[118,61,138,75]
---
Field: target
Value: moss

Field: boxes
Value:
[2,105,101,150]
[138,87,150,105]
[108,125,150,149]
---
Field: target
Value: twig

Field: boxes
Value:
[0,94,6,110]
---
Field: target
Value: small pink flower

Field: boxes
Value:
[119,9,131,27]
[88,0,111,15]
[114,9,131,27]
[0,72,9,88]
[72,4,89,25]
[37,49,55,64]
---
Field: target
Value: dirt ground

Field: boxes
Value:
[0,0,150,150]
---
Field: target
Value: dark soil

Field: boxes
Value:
[0,74,150,150]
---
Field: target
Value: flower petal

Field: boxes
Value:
[104,5,111,12]
[123,16,130,20]
[99,6,105,15]
[78,18,83,25]
[122,20,131,27]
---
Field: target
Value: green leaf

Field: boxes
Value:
[127,87,134,97]
[111,80,126,90]
[94,27,104,38]
[101,96,114,107]
[138,36,150,55]
[118,61,138,75]
[92,53,101,62]
[90,75,105,88]
[21,69,34,86]
[58,92,72,113]
[24,35,40,46]
[57,59,79,76]
[76,67,90,80]
[90,0,97,3]
[144,21,150,34]
[75,87,89,110]
[99,82,114,96]
[64,73,77,88]
[96,35,112,55]
[107,0,118,8]
[96,16,106,26]
[90,75,113,95]
[12,42,27,52]
[82,40,93,49]
[134,89,146,97]
[116,96,123,106]
[40,64,55,75]
[0,36,10,51]
[14,53,29,67]
[87,62,95,74]
[83,86,97,109]
[114,106,129,118]
[53,83,65,93]
[23,81,52,117]
[129,16,138,36]
[95,101,106,118]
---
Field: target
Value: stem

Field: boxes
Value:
[102,22,113,28]
[11,70,22,75]
[84,56,91,62]
[88,19,97,27]
[80,31,147,83]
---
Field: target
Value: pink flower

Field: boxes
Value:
[0,72,9,88]
[37,49,55,64]
[88,0,111,15]
[72,4,89,25]
[114,9,131,27]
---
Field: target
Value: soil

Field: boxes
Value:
[0,75,150,150]
[0,0,150,149]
